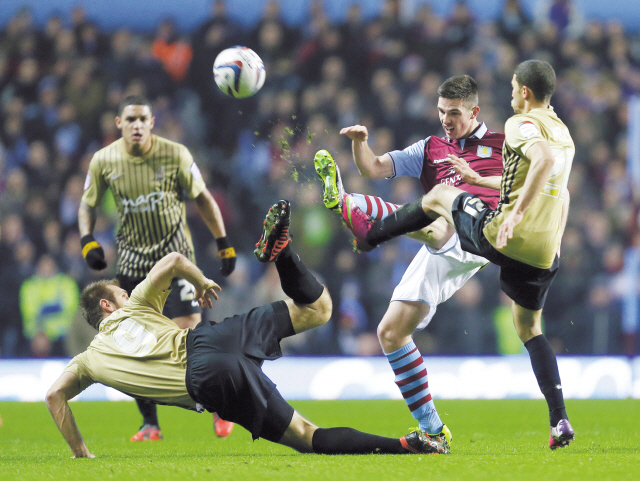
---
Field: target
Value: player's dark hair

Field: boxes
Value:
[514,59,556,102]
[80,279,120,330]
[437,75,479,108]
[117,94,153,117]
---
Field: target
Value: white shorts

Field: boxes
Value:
[390,233,489,330]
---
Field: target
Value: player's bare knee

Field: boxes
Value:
[310,287,332,326]
[377,319,397,347]
[279,412,317,453]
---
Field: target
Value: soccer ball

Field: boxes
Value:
[213,46,266,98]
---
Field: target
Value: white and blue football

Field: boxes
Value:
[213,46,266,98]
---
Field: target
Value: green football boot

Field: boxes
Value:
[428,424,452,451]
[314,149,345,213]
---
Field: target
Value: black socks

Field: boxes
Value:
[136,398,159,427]
[525,334,568,426]
[366,199,434,246]
[311,427,406,454]
[274,245,324,304]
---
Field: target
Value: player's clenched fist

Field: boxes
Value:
[340,125,369,142]
[216,236,236,276]
[81,234,107,270]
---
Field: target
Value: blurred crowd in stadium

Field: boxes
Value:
[1,0,639,358]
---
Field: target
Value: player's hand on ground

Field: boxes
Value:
[448,154,480,185]
[80,234,107,270]
[195,280,221,309]
[339,125,369,142]
[216,237,236,277]
[496,211,523,248]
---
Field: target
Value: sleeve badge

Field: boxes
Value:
[518,121,541,139]
[190,162,202,181]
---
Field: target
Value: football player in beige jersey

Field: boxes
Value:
[344,60,575,449]
[78,95,236,441]
[46,201,447,457]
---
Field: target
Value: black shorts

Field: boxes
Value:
[451,192,559,311]
[117,275,203,319]
[185,300,296,442]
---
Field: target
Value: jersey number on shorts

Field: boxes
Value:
[113,319,158,356]
[177,279,199,307]
[462,196,485,219]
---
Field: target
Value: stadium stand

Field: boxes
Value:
[1,0,639,358]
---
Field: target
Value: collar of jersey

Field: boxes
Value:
[120,135,158,162]
[468,122,488,139]
[444,122,488,143]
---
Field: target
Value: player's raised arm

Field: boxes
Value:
[340,125,393,179]
[147,253,221,308]
[496,140,555,248]
[46,372,94,458]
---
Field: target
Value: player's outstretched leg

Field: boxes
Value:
[314,149,405,252]
[311,426,447,454]
[342,194,376,252]
[279,411,447,454]
[313,149,372,251]
[314,149,345,213]
[254,200,291,262]
[255,200,325,311]
[313,149,434,252]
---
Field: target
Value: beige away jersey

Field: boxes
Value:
[483,108,575,269]
[64,278,197,410]
[82,135,207,278]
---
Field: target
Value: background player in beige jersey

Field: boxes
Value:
[343,60,575,449]
[78,95,235,441]
[46,201,447,457]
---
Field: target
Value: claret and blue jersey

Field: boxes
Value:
[387,122,505,209]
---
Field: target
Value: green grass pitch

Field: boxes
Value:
[1,399,638,481]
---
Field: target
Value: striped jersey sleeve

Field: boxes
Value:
[82,148,111,208]
[177,145,206,199]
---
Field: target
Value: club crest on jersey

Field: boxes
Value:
[476,145,493,158]
[519,121,541,139]
[156,166,165,181]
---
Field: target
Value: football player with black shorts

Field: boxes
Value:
[78,95,236,441]
[344,60,575,449]
[47,201,448,458]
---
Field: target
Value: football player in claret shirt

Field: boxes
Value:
[343,61,574,450]
[314,75,503,451]
[46,201,448,458]
[78,95,236,441]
